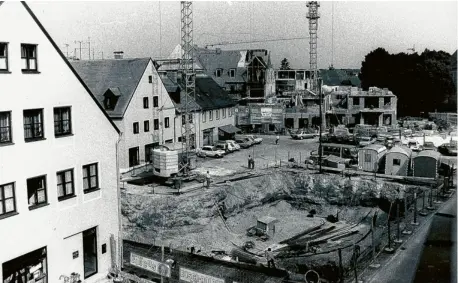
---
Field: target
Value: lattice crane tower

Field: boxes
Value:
[306,1,320,92]
[179,1,196,173]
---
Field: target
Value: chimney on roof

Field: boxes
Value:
[114,51,124,59]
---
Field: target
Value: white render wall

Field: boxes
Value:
[0,3,119,283]
[117,60,177,172]
[199,107,236,145]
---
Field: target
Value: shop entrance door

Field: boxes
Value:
[83,227,98,279]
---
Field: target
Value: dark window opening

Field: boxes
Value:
[364,153,372,163]
[57,169,74,200]
[144,120,150,132]
[27,175,47,208]
[54,107,72,136]
[164,117,170,128]
[129,147,139,167]
[154,119,159,130]
[153,96,159,107]
[0,111,12,143]
[24,109,44,141]
[393,158,401,166]
[353,98,360,106]
[103,96,119,110]
[230,69,236,78]
[0,42,8,71]
[143,97,149,108]
[2,247,48,283]
[133,122,139,134]
[384,97,391,106]
[216,69,222,77]
[148,75,153,83]
[82,163,98,192]
[0,182,16,216]
[21,44,37,71]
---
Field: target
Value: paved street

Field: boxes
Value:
[367,193,457,283]
[197,134,319,174]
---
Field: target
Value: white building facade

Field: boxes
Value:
[72,58,177,173]
[0,2,120,283]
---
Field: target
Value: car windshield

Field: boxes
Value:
[408,142,416,146]
[361,137,370,141]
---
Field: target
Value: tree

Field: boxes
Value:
[280,58,291,70]
[359,48,455,117]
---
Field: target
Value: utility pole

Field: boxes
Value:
[92,49,95,60]
[86,37,91,60]
[64,43,69,58]
[318,77,323,174]
[74,40,83,60]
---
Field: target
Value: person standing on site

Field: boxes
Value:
[265,248,276,268]
[275,135,280,145]
[248,155,254,169]
[205,171,211,188]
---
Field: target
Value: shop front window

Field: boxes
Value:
[3,247,47,283]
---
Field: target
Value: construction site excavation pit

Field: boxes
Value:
[121,169,431,282]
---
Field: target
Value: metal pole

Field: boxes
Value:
[372,224,376,261]
[300,152,302,164]
[161,245,164,283]
[318,77,323,174]
[338,248,343,283]
[412,192,418,225]
[395,200,402,243]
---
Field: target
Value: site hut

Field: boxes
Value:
[358,144,388,172]
[256,216,278,238]
[384,146,413,176]
[0,2,121,282]
[412,150,442,179]
[71,56,178,174]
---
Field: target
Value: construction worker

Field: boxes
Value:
[265,248,276,268]
[275,135,280,145]
[205,171,211,188]
[248,155,254,169]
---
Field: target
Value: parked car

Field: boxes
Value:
[291,130,317,140]
[214,142,236,153]
[438,144,458,156]
[408,140,422,152]
[235,138,252,149]
[196,146,226,158]
[422,141,437,151]
[225,140,240,151]
[244,135,263,144]
[358,136,376,147]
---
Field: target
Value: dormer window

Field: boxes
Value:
[216,69,222,77]
[103,88,121,110]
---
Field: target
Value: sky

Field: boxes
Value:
[28,1,457,69]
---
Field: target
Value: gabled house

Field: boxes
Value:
[0,2,120,282]
[71,56,177,173]
[156,62,238,147]
[195,47,275,104]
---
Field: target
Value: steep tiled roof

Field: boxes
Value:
[164,74,237,111]
[71,58,150,118]
[195,48,247,85]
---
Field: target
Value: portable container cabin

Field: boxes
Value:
[385,146,412,176]
[152,147,179,178]
[256,216,278,238]
[358,144,387,172]
[413,150,441,179]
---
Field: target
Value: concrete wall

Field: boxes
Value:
[0,3,119,282]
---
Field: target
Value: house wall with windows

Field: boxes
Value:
[116,60,177,172]
[199,107,236,146]
[0,2,120,283]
